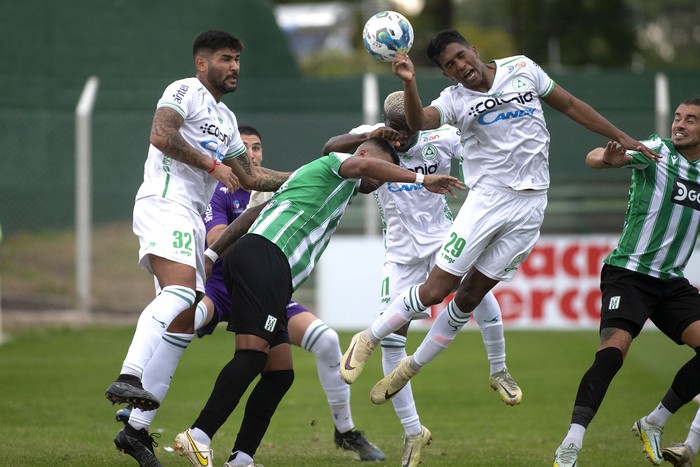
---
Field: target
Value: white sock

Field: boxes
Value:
[193,301,208,331]
[413,300,471,367]
[229,450,255,466]
[472,292,506,374]
[128,332,193,430]
[685,413,700,454]
[190,427,211,446]
[302,319,354,433]
[647,403,673,427]
[381,333,422,436]
[562,423,586,449]
[121,285,196,377]
[371,286,426,340]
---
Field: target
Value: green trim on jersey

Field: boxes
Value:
[249,153,360,290]
[541,80,555,97]
[223,145,246,160]
[605,136,700,278]
[158,102,186,119]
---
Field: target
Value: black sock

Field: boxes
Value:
[231,369,294,458]
[116,374,142,386]
[193,350,268,439]
[571,347,624,427]
[661,348,700,412]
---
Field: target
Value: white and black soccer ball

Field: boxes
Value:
[362,11,414,62]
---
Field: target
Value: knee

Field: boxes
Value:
[263,369,295,391]
[310,326,340,358]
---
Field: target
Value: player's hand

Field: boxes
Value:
[599,141,632,168]
[369,127,403,147]
[209,160,240,192]
[392,52,415,82]
[618,134,661,163]
[423,175,465,198]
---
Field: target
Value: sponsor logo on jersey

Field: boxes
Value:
[409,163,438,175]
[387,182,424,193]
[505,61,527,74]
[478,107,536,125]
[608,296,621,310]
[468,91,536,117]
[199,123,232,146]
[172,84,189,104]
[203,203,213,223]
[264,315,277,332]
[512,76,529,92]
[672,177,700,211]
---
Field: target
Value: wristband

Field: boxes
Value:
[602,159,613,166]
[204,248,219,262]
[207,160,221,174]
[414,173,425,185]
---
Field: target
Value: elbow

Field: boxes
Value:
[322,141,333,155]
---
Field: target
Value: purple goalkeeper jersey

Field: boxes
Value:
[199,182,307,337]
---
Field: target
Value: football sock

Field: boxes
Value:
[660,349,700,412]
[193,349,268,439]
[128,331,193,430]
[120,285,196,377]
[227,450,255,466]
[371,286,426,340]
[686,414,700,455]
[302,319,353,433]
[381,333,421,436]
[471,292,507,374]
[193,300,208,331]
[232,369,294,457]
[562,423,586,449]
[570,347,623,428]
[646,402,673,427]
[413,300,471,367]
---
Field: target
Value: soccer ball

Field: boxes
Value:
[362,11,414,62]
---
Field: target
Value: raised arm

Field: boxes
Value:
[544,85,660,163]
[150,107,241,190]
[323,127,402,155]
[392,52,441,131]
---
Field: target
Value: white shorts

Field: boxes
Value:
[132,196,206,292]
[379,256,436,318]
[436,182,547,282]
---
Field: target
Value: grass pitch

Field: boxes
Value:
[0,326,696,466]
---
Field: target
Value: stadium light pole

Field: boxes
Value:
[654,73,670,139]
[75,76,99,317]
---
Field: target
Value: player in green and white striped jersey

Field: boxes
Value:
[554,97,700,467]
[175,136,464,465]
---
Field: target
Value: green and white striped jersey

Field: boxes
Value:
[605,135,700,278]
[248,152,361,290]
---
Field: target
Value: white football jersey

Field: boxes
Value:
[431,55,555,191]
[135,77,247,215]
[352,123,463,263]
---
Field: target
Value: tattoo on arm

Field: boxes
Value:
[252,167,290,191]
[151,108,210,170]
[208,202,268,257]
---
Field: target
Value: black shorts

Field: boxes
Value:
[600,263,700,344]
[222,234,292,346]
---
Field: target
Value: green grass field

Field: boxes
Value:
[0,326,696,466]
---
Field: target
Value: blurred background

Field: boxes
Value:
[0,0,698,322]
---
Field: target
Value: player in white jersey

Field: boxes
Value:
[326,91,520,466]
[554,97,700,467]
[172,137,463,467]
[107,30,291,467]
[340,29,658,425]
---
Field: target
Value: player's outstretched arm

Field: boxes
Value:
[204,201,269,267]
[323,128,402,155]
[392,52,441,132]
[544,85,660,163]
[226,153,292,192]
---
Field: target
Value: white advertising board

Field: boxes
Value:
[316,235,700,331]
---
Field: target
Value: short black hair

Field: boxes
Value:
[682,97,700,107]
[366,136,400,165]
[192,30,243,57]
[238,125,262,142]
[426,29,470,68]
